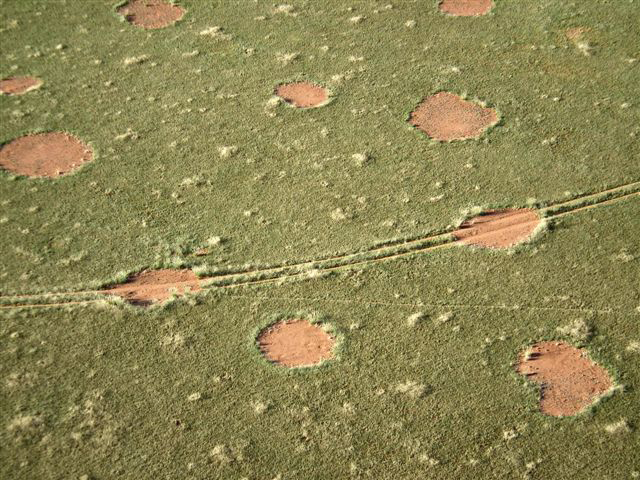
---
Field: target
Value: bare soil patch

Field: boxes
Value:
[517,341,613,416]
[117,0,185,29]
[453,208,540,248]
[0,76,42,95]
[565,27,590,41]
[0,132,93,178]
[409,92,498,141]
[438,0,493,16]
[257,319,335,367]
[275,82,329,108]
[105,269,200,306]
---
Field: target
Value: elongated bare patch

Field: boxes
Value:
[0,132,93,178]
[0,76,42,95]
[409,92,498,141]
[105,269,200,306]
[438,0,493,16]
[275,82,329,108]
[453,209,540,248]
[117,0,185,29]
[517,341,613,416]
[257,319,335,367]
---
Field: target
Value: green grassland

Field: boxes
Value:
[1,1,639,479]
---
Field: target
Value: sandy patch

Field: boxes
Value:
[105,269,200,306]
[117,0,185,29]
[0,132,93,178]
[0,76,42,95]
[517,341,613,416]
[453,209,540,248]
[257,319,335,367]
[438,0,493,16]
[275,82,329,108]
[409,92,498,141]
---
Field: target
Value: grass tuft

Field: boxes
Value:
[604,419,632,434]
[123,55,148,66]
[406,311,425,327]
[556,318,592,344]
[394,380,429,399]
[217,145,238,158]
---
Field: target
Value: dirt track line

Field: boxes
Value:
[0,241,453,307]
[204,231,452,282]
[1,182,638,309]
[213,187,639,288]
[221,293,620,315]
[0,295,619,315]
[541,180,640,210]
[546,191,639,218]
[213,242,456,291]
[0,300,103,309]
[0,232,451,301]
[187,180,639,282]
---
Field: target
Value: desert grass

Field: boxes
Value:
[0,1,638,479]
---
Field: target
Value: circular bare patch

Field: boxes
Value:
[0,132,93,178]
[517,341,613,417]
[0,76,42,95]
[409,92,498,141]
[257,319,335,367]
[438,0,493,16]
[105,269,200,306]
[275,82,329,108]
[117,0,185,29]
[453,209,540,248]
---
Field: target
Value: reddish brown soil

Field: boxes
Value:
[105,269,201,306]
[0,76,42,95]
[257,319,335,367]
[565,27,590,41]
[0,132,93,178]
[275,82,329,108]
[517,341,613,417]
[409,92,498,141]
[116,0,185,29]
[438,0,493,16]
[453,209,540,248]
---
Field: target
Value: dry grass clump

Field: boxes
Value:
[209,441,248,466]
[626,341,640,353]
[123,55,149,66]
[556,318,592,344]
[199,26,231,40]
[406,312,425,327]
[604,419,632,434]
[218,145,238,158]
[7,414,44,441]
[394,380,428,399]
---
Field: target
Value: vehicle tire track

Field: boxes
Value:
[1,182,638,310]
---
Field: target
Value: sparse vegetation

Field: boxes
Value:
[1,1,639,479]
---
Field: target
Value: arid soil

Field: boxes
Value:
[275,82,329,108]
[0,76,42,95]
[409,92,498,141]
[105,269,201,306]
[0,132,93,178]
[116,0,185,29]
[517,341,613,416]
[257,319,335,367]
[565,27,590,41]
[453,209,540,248]
[438,0,494,16]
